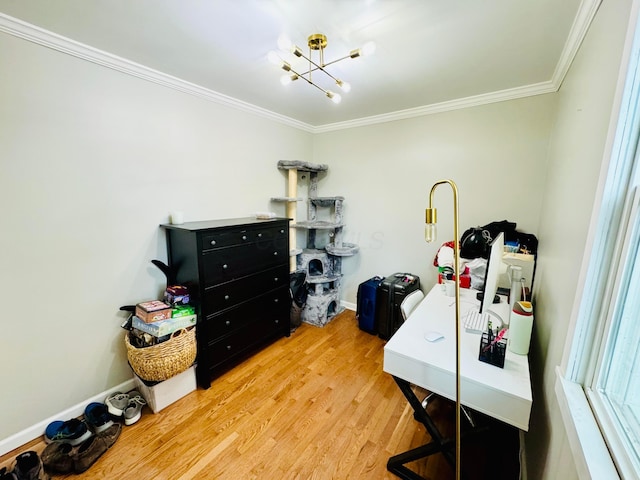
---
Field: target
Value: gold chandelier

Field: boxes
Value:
[268,33,375,104]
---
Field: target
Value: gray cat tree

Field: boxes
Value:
[271,160,359,327]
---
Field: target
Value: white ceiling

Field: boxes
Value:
[0,0,593,129]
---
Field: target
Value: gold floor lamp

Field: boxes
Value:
[424,179,461,480]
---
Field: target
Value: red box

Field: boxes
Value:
[438,273,471,289]
[135,300,172,323]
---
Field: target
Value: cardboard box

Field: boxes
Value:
[133,365,196,413]
[135,300,172,323]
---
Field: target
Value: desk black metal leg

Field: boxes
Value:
[388,376,458,479]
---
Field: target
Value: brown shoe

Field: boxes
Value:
[73,436,108,474]
[98,422,122,449]
[41,442,73,475]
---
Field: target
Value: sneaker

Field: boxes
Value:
[123,391,147,425]
[73,435,108,474]
[44,419,92,446]
[41,442,73,475]
[84,403,114,433]
[104,392,129,417]
[0,467,18,480]
[12,451,49,480]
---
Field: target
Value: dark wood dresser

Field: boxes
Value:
[161,217,291,388]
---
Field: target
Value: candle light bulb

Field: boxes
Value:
[425,223,437,243]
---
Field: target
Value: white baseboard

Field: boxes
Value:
[341,300,356,311]
[0,378,135,457]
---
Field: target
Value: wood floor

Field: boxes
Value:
[1,310,520,479]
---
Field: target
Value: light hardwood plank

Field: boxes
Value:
[1,310,520,479]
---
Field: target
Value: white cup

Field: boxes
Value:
[170,211,184,225]
[444,280,455,297]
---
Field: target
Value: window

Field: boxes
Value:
[591,188,640,475]
[559,4,640,478]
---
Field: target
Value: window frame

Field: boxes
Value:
[558,1,640,478]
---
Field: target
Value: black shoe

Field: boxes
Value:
[12,451,49,480]
[0,467,18,480]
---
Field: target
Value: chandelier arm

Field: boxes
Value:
[293,51,343,84]
[319,54,352,69]
[287,66,331,95]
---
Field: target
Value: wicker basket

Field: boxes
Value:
[125,326,196,382]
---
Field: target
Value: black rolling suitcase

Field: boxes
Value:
[356,276,383,334]
[376,273,420,340]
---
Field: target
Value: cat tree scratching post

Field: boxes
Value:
[272,160,359,327]
[287,168,297,271]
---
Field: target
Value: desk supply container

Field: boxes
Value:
[507,301,533,354]
[478,331,506,368]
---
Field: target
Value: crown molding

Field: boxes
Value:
[313,82,559,133]
[0,13,315,133]
[315,0,602,134]
[551,0,603,87]
[0,0,601,134]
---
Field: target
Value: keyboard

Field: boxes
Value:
[463,309,490,334]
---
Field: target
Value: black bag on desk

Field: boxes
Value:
[376,273,420,340]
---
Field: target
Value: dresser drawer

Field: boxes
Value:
[201,224,288,252]
[201,264,288,313]
[201,242,288,286]
[200,286,290,339]
[200,308,289,371]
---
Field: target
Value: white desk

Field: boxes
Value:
[384,284,532,430]
[383,285,532,479]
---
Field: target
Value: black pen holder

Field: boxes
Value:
[478,332,506,368]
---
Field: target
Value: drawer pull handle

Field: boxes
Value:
[258,233,263,237]
[273,251,278,256]
[223,264,228,269]
[242,235,247,240]
[275,319,279,324]
[226,345,232,350]
[210,240,217,246]
[224,295,230,300]
[280,229,284,234]
[274,298,279,303]
[225,320,231,326]
[274,277,278,282]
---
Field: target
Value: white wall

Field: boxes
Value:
[0,32,312,440]
[525,0,634,478]
[313,96,557,303]
[1,3,633,477]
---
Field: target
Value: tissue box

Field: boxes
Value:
[133,365,196,413]
[135,301,172,323]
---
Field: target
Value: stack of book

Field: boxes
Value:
[129,287,196,347]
